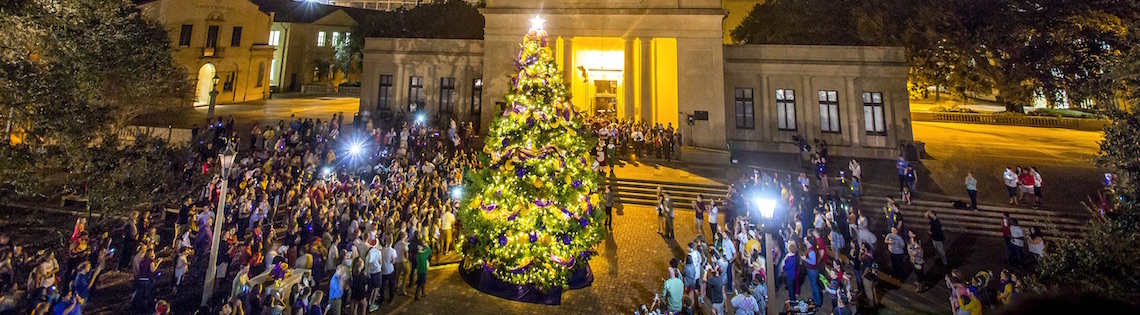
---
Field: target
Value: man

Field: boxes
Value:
[1009,219,1024,267]
[380,238,397,306]
[327,265,346,315]
[1001,212,1014,266]
[1003,167,1019,205]
[394,232,409,295]
[965,172,978,210]
[707,265,726,315]
[120,211,140,270]
[885,227,906,281]
[631,128,644,157]
[782,247,798,300]
[661,268,684,313]
[803,241,822,307]
[693,194,707,239]
[413,242,431,300]
[1031,167,1043,209]
[603,186,614,231]
[366,239,383,311]
[440,210,455,252]
[896,155,908,191]
[663,192,675,239]
[926,211,948,265]
[175,197,193,249]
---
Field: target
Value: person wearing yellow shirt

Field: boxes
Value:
[955,289,982,315]
[997,269,1019,305]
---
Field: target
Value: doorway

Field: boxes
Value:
[194,63,216,105]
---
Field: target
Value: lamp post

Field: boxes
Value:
[206,73,221,121]
[754,196,779,315]
[203,144,236,307]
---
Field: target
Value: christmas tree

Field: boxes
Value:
[458,16,606,289]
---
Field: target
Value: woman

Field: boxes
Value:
[906,230,926,292]
[349,258,368,315]
[997,270,1018,305]
[1027,227,1045,263]
[655,186,665,234]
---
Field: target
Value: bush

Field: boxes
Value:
[1028,108,1104,119]
[930,105,978,113]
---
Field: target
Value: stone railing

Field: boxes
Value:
[911,111,1109,131]
[118,125,193,144]
[300,84,361,96]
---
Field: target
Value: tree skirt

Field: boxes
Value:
[458,260,593,305]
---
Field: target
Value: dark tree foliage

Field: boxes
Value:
[346,0,485,65]
[732,0,1139,112]
[0,0,196,216]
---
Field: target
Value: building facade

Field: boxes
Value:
[257,0,362,92]
[359,0,913,159]
[140,0,275,105]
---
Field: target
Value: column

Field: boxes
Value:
[760,75,772,143]
[562,37,574,86]
[845,76,863,147]
[623,38,635,120]
[640,38,653,124]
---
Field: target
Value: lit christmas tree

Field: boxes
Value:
[458,15,605,290]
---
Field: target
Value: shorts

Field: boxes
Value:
[1021,186,1034,195]
[1007,186,1017,197]
[416,272,427,286]
[370,272,383,287]
[1034,186,1042,197]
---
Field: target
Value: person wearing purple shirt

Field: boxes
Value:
[896,155,908,191]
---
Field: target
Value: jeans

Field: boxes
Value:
[898,174,906,191]
[967,189,978,209]
[604,206,613,229]
[786,275,796,300]
[380,273,396,304]
[665,216,675,238]
[806,268,822,305]
[931,240,948,265]
[890,253,906,281]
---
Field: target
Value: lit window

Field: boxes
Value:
[317,31,326,47]
[440,77,456,113]
[332,32,340,46]
[734,88,754,129]
[776,89,796,131]
[863,92,886,135]
[818,90,841,133]
[269,30,280,46]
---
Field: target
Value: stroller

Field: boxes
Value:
[783,299,818,315]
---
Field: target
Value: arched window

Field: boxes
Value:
[256,62,265,87]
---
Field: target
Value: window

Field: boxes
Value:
[471,78,483,112]
[317,31,326,47]
[178,24,193,47]
[205,25,219,48]
[230,27,243,47]
[270,59,277,85]
[331,32,340,46]
[439,77,456,113]
[256,62,265,87]
[268,30,281,46]
[408,76,423,107]
[734,88,755,129]
[818,90,841,133]
[223,73,234,92]
[776,89,796,131]
[377,75,393,110]
[863,92,886,135]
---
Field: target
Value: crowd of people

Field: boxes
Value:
[3,110,478,314]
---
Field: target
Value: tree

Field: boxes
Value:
[457,19,605,289]
[0,0,193,215]
[347,0,484,64]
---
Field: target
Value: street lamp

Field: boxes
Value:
[203,144,236,307]
[753,196,779,315]
[206,73,221,121]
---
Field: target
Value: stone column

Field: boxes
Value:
[562,37,574,86]
[640,38,653,124]
[760,75,772,143]
[845,76,863,147]
[623,38,635,120]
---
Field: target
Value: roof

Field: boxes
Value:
[252,0,388,24]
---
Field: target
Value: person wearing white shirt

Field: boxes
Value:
[848,159,862,181]
[366,241,383,308]
[379,239,397,305]
[708,202,719,235]
[1031,166,1043,208]
[1008,219,1025,267]
[441,210,456,252]
[1003,167,1019,205]
[394,232,410,295]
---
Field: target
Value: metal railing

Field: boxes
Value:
[300,84,360,96]
[912,111,1109,131]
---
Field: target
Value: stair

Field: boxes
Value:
[605,177,1090,241]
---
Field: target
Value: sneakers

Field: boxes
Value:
[369,304,379,312]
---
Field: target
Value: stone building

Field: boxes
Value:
[359,0,913,159]
[139,0,275,105]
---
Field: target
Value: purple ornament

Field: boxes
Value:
[495,190,502,198]
[579,251,590,259]
[571,179,582,189]
[507,211,519,221]
[515,167,526,178]
[502,138,509,147]
[533,199,552,207]
[469,236,477,244]
[480,203,497,211]
[498,235,508,246]
[562,235,572,245]
[579,218,589,227]
[529,233,537,243]
[587,203,593,215]
[526,116,535,127]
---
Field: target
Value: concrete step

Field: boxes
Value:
[859,200,1089,232]
[862,196,1091,220]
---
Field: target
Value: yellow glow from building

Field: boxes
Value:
[653,38,678,128]
[567,37,626,118]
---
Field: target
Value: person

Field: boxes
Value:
[350,260,368,315]
[606,139,616,174]
[663,192,675,239]
[656,187,665,234]
[1018,167,1035,206]
[366,239,383,311]
[905,165,918,193]
[781,245,797,300]
[693,194,707,239]
[306,290,325,315]
[707,265,726,315]
[885,227,906,281]
[440,210,455,252]
[603,186,614,231]
[708,200,719,236]
[661,268,683,313]
[1009,219,1025,267]
[964,172,978,210]
[730,284,759,315]
[954,287,982,315]
[1031,166,1043,209]
[380,238,397,306]
[802,240,822,306]
[328,265,346,315]
[926,211,948,265]
[1003,167,1019,205]
[997,269,1018,305]
[907,230,926,292]
[1027,227,1045,263]
[896,155,908,191]
[848,159,862,182]
[413,242,431,300]
[681,256,698,307]
[858,243,878,308]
